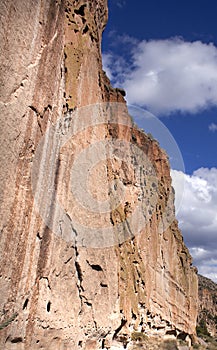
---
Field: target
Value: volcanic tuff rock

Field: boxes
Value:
[0,1,198,349]
[198,274,217,337]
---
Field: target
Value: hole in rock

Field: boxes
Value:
[11,337,23,343]
[178,332,188,340]
[132,311,137,320]
[90,33,95,42]
[23,298,29,310]
[47,301,51,312]
[100,282,108,288]
[90,264,103,271]
[83,25,89,34]
[74,5,86,16]
[84,301,92,307]
[166,329,177,336]
[37,232,42,240]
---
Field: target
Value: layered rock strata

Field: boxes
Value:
[0,1,198,349]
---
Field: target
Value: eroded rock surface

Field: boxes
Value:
[0,1,198,349]
[198,274,217,337]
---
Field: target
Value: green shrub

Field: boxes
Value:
[196,319,210,337]
[0,312,18,330]
[131,331,147,342]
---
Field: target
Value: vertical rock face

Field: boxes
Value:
[0,1,197,349]
[198,275,217,337]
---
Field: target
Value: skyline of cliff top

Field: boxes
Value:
[103,0,217,282]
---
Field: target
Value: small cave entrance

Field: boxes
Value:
[46,301,51,312]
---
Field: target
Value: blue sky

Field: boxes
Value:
[102,0,217,281]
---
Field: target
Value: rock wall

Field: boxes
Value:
[198,274,217,337]
[0,1,198,349]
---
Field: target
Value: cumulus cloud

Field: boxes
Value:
[103,37,217,115]
[171,168,217,281]
[102,53,115,81]
[209,122,217,132]
[189,247,217,282]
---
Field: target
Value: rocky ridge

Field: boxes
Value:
[0,1,197,349]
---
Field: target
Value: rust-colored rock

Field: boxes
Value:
[0,1,198,349]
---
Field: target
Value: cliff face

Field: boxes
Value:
[198,275,217,337]
[0,1,198,349]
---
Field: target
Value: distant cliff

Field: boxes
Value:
[0,1,197,349]
[198,274,217,337]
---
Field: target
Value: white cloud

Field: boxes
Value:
[102,53,115,81]
[189,247,217,282]
[102,49,133,83]
[103,37,217,115]
[209,122,217,132]
[171,168,217,281]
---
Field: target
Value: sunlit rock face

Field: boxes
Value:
[0,1,197,349]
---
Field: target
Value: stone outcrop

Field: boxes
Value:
[0,1,198,349]
[198,274,217,337]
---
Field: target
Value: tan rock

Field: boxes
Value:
[198,274,217,337]
[0,1,198,349]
